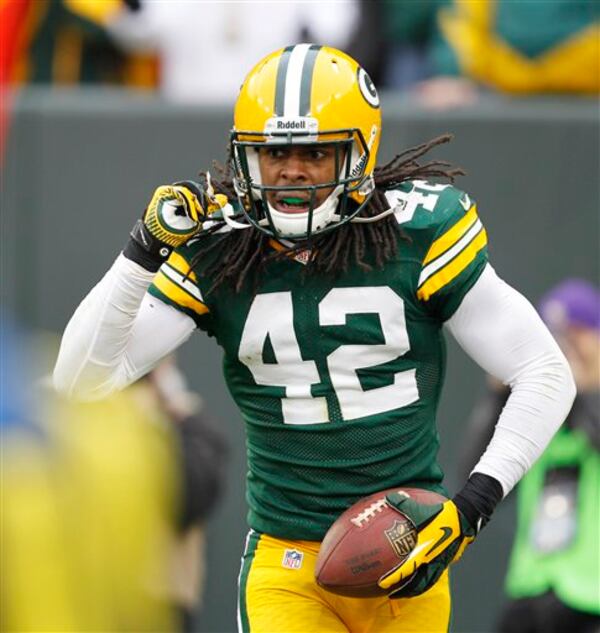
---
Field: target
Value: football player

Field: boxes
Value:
[54,45,576,632]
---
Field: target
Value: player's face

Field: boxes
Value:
[257,145,338,214]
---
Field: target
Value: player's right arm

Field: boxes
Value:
[53,182,212,400]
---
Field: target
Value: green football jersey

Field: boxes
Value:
[149,179,488,540]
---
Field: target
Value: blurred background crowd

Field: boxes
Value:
[1,1,598,632]
[1,0,598,104]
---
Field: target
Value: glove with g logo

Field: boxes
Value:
[143,182,204,248]
[126,179,227,270]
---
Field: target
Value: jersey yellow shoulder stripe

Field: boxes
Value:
[423,205,478,266]
[417,229,487,301]
[153,271,209,316]
[166,251,197,281]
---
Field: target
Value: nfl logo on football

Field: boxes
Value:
[282,549,304,570]
[384,520,417,558]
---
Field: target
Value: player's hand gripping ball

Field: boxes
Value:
[378,492,476,598]
[315,487,447,598]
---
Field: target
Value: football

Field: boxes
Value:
[315,487,447,597]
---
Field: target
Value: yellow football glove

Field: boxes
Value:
[378,474,503,598]
[126,179,227,269]
[378,496,475,598]
[143,182,204,248]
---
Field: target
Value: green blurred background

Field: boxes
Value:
[2,89,598,632]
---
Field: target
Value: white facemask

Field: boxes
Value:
[244,147,358,237]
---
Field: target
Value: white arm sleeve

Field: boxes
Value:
[446,264,576,496]
[53,254,196,400]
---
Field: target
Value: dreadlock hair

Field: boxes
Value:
[189,134,465,295]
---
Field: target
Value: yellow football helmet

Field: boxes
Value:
[229,44,382,240]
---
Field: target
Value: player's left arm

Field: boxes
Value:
[380,263,576,597]
[446,264,576,492]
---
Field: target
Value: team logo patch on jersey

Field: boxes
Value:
[384,520,417,558]
[282,549,304,569]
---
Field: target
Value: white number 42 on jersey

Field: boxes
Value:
[238,287,419,424]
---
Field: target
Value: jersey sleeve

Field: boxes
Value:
[148,248,213,332]
[396,182,489,320]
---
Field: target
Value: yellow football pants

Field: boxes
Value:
[237,531,451,633]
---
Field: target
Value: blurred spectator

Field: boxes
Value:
[344,0,388,86]
[418,0,600,109]
[0,0,153,161]
[107,0,359,104]
[1,327,227,632]
[461,279,600,633]
[7,0,157,88]
[2,332,176,630]
[380,0,440,89]
[347,0,440,90]
[0,0,34,159]
[1,1,35,88]
[136,356,229,631]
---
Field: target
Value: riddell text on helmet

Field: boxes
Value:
[277,120,306,129]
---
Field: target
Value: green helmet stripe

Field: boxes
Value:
[299,44,321,116]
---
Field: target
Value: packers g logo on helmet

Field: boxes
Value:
[230,44,382,240]
[357,67,380,108]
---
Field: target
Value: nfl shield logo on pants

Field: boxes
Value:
[282,549,303,569]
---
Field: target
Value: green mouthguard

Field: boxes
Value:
[282,197,306,205]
